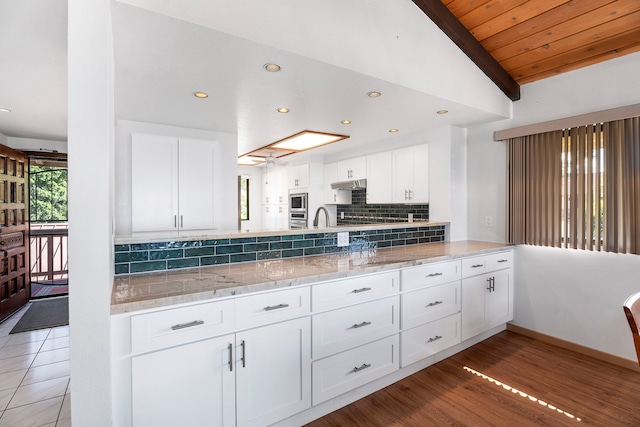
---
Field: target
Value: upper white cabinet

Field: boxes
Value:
[288,164,310,189]
[323,163,351,204]
[365,151,393,204]
[337,156,367,181]
[131,133,216,232]
[393,144,429,203]
[262,166,287,205]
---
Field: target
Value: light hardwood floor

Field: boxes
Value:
[306,330,640,426]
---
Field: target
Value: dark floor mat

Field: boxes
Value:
[10,296,69,334]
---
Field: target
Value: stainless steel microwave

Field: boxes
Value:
[289,192,307,211]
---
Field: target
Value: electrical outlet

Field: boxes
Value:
[340,211,344,220]
[337,232,349,247]
[484,216,493,227]
[408,213,413,223]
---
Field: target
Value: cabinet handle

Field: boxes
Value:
[427,335,443,343]
[351,363,371,373]
[266,196,270,203]
[486,277,495,292]
[180,215,183,228]
[241,340,246,368]
[334,194,337,202]
[279,196,283,203]
[497,259,509,263]
[174,215,177,228]
[352,287,372,294]
[408,189,413,200]
[228,343,233,372]
[426,272,443,278]
[351,321,372,329]
[471,264,484,268]
[426,300,443,307]
[263,303,290,311]
[404,189,409,200]
[170,320,204,330]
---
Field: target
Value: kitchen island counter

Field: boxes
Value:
[112,240,511,314]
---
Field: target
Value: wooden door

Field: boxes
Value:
[0,145,29,322]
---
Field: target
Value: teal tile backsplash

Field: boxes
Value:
[114,225,446,275]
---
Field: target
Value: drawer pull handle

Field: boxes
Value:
[426,272,443,278]
[471,264,484,268]
[352,287,372,294]
[427,335,443,343]
[351,321,372,329]
[264,303,290,311]
[170,320,204,330]
[241,340,246,368]
[497,259,509,263]
[351,363,372,373]
[426,300,443,307]
[228,343,233,372]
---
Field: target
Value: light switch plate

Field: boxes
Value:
[337,232,349,247]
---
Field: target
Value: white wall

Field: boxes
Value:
[68,0,114,425]
[467,51,640,361]
[7,137,67,154]
[114,120,238,236]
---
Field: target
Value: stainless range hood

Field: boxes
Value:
[331,179,367,190]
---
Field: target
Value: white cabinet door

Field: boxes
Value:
[131,134,179,232]
[132,334,235,427]
[288,164,309,189]
[461,269,513,341]
[263,167,287,205]
[261,204,287,230]
[178,138,216,230]
[366,151,393,203]
[236,317,311,427]
[337,156,366,181]
[393,144,428,203]
[323,163,351,204]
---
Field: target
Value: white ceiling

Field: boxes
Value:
[0,0,509,161]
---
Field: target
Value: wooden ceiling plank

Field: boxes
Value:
[518,42,640,84]
[510,27,640,82]
[501,10,640,72]
[490,0,640,62]
[458,0,529,30]
[470,0,570,43]
[412,0,520,100]
[443,0,493,20]
[481,0,617,53]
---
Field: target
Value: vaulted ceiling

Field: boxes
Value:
[416,0,640,101]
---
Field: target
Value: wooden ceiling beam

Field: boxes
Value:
[411,0,521,101]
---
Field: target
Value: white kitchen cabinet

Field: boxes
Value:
[323,163,351,204]
[365,151,393,204]
[393,144,428,203]
[236,317,311,427]
[261,204,287,230]
[262,166,287,205]
[132,334,235,427]
[131,133,216,232]
[288,164,310,189]
[337,156,367,181]
[461,251,513,341]
[400,313,461,367]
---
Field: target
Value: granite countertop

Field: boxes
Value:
[111,240,512,314]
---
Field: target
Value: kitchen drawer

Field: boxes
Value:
[461,250,513,278]
[401,281,460,330]
[400,313,461,367]
[131,299,235,354]
[235,287,310,330]
[312,271,399,312]
[401,260,461,292]
[312,335,399,405]
[312,296,399,359]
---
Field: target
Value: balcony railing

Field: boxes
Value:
[30,223,68,284]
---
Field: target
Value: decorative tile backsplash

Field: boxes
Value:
[114,224,446,275]
[337,189,429,225]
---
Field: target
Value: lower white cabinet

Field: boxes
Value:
[400,313,461,367]
[236,317,311,427]
[461,268,512,341]
[132,334,236,427]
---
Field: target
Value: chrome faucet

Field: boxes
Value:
[313,206,330,227]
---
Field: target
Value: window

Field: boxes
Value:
[30,164,68,222]
[239,176,250,221]
[507,117,640,254]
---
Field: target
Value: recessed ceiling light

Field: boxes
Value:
[264,63,281,72]
[367,91,382,98]
[0,108,10,113]
[277,108,290,113]
[389,129,399,133]
[437,110,449,115]
[341,120,351,125]
[193,92,208,99]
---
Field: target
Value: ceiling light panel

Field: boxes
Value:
[271,131,347,151]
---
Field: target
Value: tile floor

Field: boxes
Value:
[0,303,71,427]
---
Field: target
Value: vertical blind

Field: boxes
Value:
[507,117,640,254]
